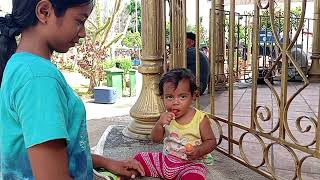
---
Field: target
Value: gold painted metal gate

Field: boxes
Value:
[126,0,320,179]
[165,0,320,179]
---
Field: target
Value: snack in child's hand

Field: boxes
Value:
[163,109,178,127]
[185,143,193,152]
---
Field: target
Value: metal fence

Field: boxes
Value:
[164,0,319,179]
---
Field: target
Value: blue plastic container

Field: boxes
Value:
[93,86,117,104]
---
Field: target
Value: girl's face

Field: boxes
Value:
[163,79,195,118]
[46,2,94,53]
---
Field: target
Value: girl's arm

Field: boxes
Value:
[28,139,72,180]
[186,116,217,160]
[151,112,175,143]
[92,154,145,178]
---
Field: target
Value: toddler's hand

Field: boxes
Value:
[159,111,175,127]
[185,145,202,160]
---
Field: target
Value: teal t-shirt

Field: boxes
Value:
[0,52,93,179]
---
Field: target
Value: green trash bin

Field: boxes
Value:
[129,69,136,97]
[104,67,124,97]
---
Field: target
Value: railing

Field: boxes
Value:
[163,0,319,179]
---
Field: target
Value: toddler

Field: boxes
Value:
[134,68,217,180]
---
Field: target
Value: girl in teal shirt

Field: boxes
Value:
[0,1,144,179]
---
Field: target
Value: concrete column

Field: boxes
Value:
[123,0,166,139]
[308,0,320,82]
[215,0,227,90]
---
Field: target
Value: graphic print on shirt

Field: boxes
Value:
[163,132,202,160]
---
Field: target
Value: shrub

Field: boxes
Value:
[114,57,132,74]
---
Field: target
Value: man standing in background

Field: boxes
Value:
[186,32,210,95]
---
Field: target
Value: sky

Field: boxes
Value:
[0,0,12,14]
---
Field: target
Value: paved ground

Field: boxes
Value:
[85,97,138,120]
[87,115,132,147]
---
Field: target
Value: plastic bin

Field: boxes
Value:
[93,86,117,104]
[104,67,124,97]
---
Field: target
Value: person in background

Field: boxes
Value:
[0,1,144,179]
[186,32,210,95]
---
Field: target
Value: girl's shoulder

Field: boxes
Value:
[7,52,66,83]
[192,108,209,122]
[9,52,59,75]
[3,52,68,93]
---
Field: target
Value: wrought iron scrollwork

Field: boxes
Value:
[256,0,269,9]
[254,106,279,134]
[239,132,266,168]
[265,142,300,179]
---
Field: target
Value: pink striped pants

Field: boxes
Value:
[134,152,207,180]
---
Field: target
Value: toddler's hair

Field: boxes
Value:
[159,68,197,96]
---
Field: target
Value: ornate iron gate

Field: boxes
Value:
[166,0,320,179]
[125,0,320,179]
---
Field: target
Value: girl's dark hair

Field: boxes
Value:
[0,0,93,86]
[159,68,198,96]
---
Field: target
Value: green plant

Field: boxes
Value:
[102,57,132,74]
[126,0,141,33]
[114,57,132,74]
[166,22,170,44]
[103,60,115,70]
[223,6,302,49]
[122,31,142,48]
[260,6,302,32]
[235,22,248,45]
[63,61,75,71]
[261,8,284,33]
